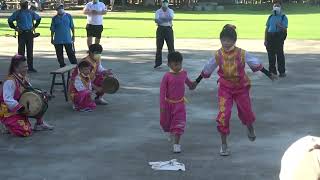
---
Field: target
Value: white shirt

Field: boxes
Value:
[155,8,174,27]
[3,80,19,111]
[84,2,107,25]
[74,75,93,92]
[202,51,263,77]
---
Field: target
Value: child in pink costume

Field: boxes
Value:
[160,51,196,153]
[194,24,275,156]
[69,60,97,112]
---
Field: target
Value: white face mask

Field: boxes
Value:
[273,6,281,14]
[57,9,65,15]
[93,54,101,61]
[162,2,168,8]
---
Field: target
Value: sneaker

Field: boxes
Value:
[154,63,162,69]
[247,125,256,142]
[28,68,38,73]
[79,108,93,112]
[95,97,109,105]
[220,144,230,156]
[34,121,54,131]
[173,144,181,153]
[279,73,287,78]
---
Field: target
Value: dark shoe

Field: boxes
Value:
[279,73,287,78]
[154,63,162,69]
[28,68,38,73]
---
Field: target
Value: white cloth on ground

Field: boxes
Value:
[148,159,185,171]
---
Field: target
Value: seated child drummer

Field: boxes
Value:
[69,60,98,112]
[0,55,54,137]
[81,44,112,105]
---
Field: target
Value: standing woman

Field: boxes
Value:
[0,55,54,137]
[154,0,175,69]
[264,0,288,78]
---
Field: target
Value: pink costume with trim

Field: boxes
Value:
[0,74,43,137]
[201,47,263,135]
[160,70,193,136]
[69,68,96,111]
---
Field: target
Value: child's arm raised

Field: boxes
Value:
[195,56,218,85]
[245,52,275,81]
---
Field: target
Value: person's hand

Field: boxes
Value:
[103,69,113,76]
[51,39,54,45]
[91,10,97,14]
[72,36,75,42]
[264,41,268,47]
[15,27,20,33]
[189,81,198,90]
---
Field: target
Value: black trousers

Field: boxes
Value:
[155,26,175,66]
[18,31,34,69]
[266,32,286,75]
[54,44,78,68]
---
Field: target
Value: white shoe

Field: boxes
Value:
[79,108,93,112]
[95,97,109,105]
[173,144,181,153]
[247,125,256,142]
[220,144,230,156]
[34,121,54,131]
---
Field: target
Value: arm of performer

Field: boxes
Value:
[50,17,55,44]
[83,4,91,15]
[245,52,274,80]
[99,4,107,15]
[70,15,75,42]
[8,11,18,31]
[195,56,218,84]
[3,80,24,113]
[159,74,168,113]
[74,76,89,92]
[32,11,41,29]
[155,10,161,24]
[167,9,174,21]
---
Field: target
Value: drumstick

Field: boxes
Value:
[27,101,30,111]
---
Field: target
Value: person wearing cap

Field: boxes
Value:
[83,0,107,48]
[80,44,112,105]
[8,0,41,73]
[264,0,288,78]
[50,4,77,68]
[154,0,175,69]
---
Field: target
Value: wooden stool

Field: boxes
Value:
[50,64,76,102]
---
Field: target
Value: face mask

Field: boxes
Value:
[162,2,168,8]
[57,9,65,15]
[273,6,281,14]
[93,54,101,61]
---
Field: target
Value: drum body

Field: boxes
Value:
[102,76,119,94]
[19,88,48,118]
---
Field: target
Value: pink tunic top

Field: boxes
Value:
[160,70,193,109]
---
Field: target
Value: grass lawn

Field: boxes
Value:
[0,4,319,39]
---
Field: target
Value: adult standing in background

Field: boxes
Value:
[83,0,107,48]
[8,0,41,73]
[264,0,288,78]
[50,4,77,68]
[154,0,175,69]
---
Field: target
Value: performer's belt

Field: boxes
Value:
[158,25,172,28]
[165,97,187,104]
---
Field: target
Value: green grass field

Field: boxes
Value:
[0,4,319,39]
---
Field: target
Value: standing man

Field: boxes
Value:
[264,1,288,78]
[83,0,107,48]
[50,4,77,68]
[154,0,175,69]
[8,0,41,73]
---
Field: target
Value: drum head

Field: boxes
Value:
[19,91,44,117]
[102,76,119,94]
